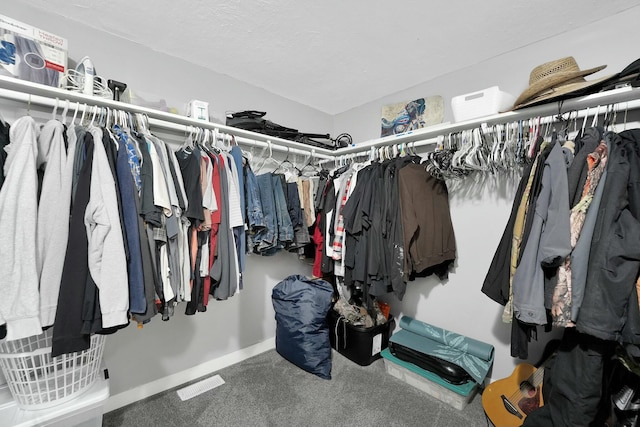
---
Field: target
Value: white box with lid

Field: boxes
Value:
[451,86,515,122]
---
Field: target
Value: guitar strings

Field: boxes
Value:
[505,368,544,403]
[505,369,544,403]
[506,368,543,401]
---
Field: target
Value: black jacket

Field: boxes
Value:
[577,130,640,343]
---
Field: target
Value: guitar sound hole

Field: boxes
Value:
[518,381,541,415]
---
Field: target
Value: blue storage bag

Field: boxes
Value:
[272,275,333,380]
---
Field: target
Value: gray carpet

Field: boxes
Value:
[103,349,490,427]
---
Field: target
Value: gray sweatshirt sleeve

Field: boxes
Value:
[539,142,572,267]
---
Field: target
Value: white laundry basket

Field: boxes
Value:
[0,329,105,410]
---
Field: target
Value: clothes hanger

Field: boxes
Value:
[411,141,418,156]
[98,106,105,127]
[498,123,511,170]
[241,140,256,164]
[104,107,111,129]
[245,143,255,163]
[273,147,295,174]
[209,129,222,153]
[52,97,59,121]
[580,106,590,136]
[89,105,99,127]
[257,141,280,172]
[300,149,321,176]
[127,112,139,134]
[591,105,600,128]
[71,101,80,125]
[197,128,209,153]
[180,125,194,154]
[60,99,70,126]
[467,128,486,171]
[609,104,618,132]
[289,150,303,175]
[220,130,231,151]
[603,104,616,131]
[220,130,232,151]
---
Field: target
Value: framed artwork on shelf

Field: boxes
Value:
[381,95,444,137]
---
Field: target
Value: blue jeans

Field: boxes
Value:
[244,164,265,231]
[272,174,293,245]
[255,173,277,251]
[287,182,303,229]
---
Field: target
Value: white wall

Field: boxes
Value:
[333,8,640,142]
[335,8,640,382]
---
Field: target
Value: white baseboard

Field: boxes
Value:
[104,337,275,413]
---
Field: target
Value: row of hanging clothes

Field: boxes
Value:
[246,143,323,260]
[0,100,326,357]
[313,143,457,326]
[480,104,640,425]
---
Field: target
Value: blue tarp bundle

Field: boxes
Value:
[389,316,494,384]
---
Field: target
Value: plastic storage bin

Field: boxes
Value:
[451,86,515,122]
[381,348,477,410]
[328,310,394,366]
[0,329,105,410]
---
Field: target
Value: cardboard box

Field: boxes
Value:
[0,14,67,88]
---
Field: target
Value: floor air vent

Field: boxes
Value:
[177,374,225,401]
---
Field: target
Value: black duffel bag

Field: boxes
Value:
[226,110,351,150]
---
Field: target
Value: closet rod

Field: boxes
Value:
[0,75,336,159]
[142,116,334,160]
[319,138,437,166]
[332,85,640,156]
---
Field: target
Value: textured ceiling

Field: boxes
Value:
[18,0,640,114]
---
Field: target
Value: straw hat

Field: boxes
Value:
[512,57,611,110]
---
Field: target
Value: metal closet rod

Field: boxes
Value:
[319,139,437,166]
[1,76,640,161]
[320,87,640,166]
[0,76,336,160]
[332,85,640,156]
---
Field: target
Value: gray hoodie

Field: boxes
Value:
[0,116,43,340]
[38,120,76,327]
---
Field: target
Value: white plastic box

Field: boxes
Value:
[382,351,478,411]
[0,14,68,88]
[451,86,515,122]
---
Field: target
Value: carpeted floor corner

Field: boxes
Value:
[103,349,489,427]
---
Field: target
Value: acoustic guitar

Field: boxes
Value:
[482,363,544,427]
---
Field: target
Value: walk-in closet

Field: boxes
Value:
[0,2,639,426]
